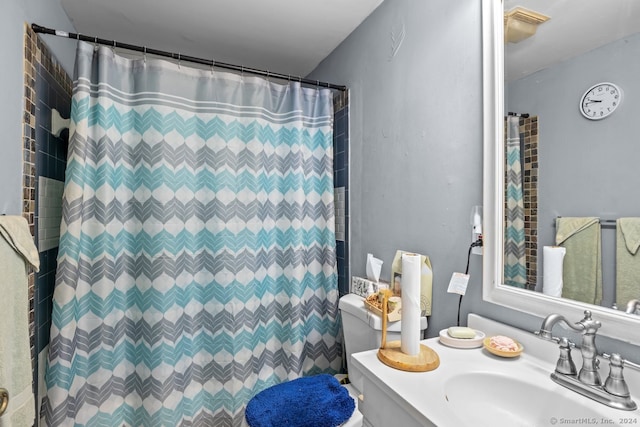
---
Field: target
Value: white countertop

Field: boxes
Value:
[351,314,640,427]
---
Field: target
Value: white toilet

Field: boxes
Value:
[337,293,429,426]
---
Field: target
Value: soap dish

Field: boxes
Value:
[483,336,524,358]
[438,329,485,349]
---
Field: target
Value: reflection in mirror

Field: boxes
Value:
[481,0,640,344]
[503,0,640,315]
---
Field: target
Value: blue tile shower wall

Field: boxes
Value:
[34,62,69,356]
[334,102,349,296]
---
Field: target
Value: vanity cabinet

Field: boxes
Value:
[356,359,435,427]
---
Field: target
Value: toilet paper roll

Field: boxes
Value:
[400,253,421,356]
[543,246,566,297]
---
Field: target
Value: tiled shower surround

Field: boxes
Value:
[521,116,539,291]
[504,115,539,290]
[333,91,350,296]
[23,24,72,419]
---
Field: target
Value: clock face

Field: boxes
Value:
[580,82,623,120]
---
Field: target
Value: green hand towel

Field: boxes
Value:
[616,218,640,309]
[556,217,602,305]
[0,216,39,427]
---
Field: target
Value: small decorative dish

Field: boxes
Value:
[438,329,485,349]
[483,336,523,358]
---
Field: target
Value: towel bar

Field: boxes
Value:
[554,217,617,227]
[0,388,8,417]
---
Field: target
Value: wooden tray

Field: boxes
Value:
[376,292,439,372]
[364,297,402,322]
[378,341,440,372]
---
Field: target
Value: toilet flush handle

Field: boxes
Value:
[0,388,9,417]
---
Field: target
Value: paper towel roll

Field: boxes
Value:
[401,253,421,355]
[543,246,566,297]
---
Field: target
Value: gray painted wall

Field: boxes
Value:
[0,0,75,215]
[309,0,485,337]
[507,33,640,306]
[309,0,639,359]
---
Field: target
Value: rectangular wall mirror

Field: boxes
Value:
[481,0,640,343]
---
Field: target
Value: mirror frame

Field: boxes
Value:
[481,0,640,344]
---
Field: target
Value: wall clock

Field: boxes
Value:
[579,82,623,120]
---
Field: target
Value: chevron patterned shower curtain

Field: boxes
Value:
[43,41,340,427]
[504,116,527,288]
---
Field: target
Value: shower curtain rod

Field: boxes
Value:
[31,23,347,92]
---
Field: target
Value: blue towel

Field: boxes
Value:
[245,374,355,427]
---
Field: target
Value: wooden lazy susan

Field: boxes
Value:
[377,293,439,372]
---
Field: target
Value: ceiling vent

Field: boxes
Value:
[504,7,550,43]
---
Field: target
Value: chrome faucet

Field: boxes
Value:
[626,299,640,315]
[536,310,637,411]
[537,310,602,385]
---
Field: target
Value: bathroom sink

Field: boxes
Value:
[352,314,640,427]
[444,372,611,427]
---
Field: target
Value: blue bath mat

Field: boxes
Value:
[245,374,355,427]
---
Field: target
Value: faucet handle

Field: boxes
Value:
[602,353,632,397]
[603,353,640,371]
[625,359,640,371]
[555,337,577,375]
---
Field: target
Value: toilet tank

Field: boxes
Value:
[338,293,428,393]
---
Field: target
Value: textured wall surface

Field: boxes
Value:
[309,0,485,336]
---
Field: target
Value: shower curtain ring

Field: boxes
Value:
[178,53,181,69]
[211,58,215,75]
[143,46,147,64]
